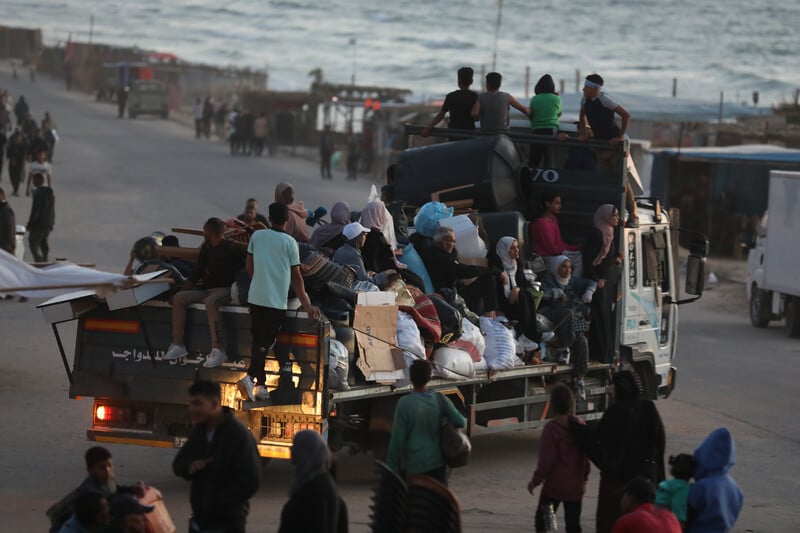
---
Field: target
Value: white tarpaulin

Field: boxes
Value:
[0,248,138,298]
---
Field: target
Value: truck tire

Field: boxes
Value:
[749,286,771,328]
[785,297,800,338]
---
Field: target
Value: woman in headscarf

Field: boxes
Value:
[539,255,597,399]
[491,237,545,342]
[360,201,425,290]
[275,182,311,243]
[569,369,666,533]
[278,430,348,533]
[582,204,621,363]
[311,201,350,251]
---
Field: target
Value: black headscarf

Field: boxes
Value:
[534,74,556,95]
[613,369,643,400]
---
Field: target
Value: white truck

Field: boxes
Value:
[747,170,800,337]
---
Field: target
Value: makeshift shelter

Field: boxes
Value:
[649,145,800,255]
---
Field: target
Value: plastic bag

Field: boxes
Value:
[397,311,426,360]
[353,280,380,292]
[480,317,523,369]
[139,485,177,533]
[398,243,434,294]
[438,215,488,260]
[328,339,350,390]
[433,346,475,381]
[459,318,486,361]
[413,201,454,238]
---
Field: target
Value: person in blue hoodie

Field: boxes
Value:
[686,428,743,533]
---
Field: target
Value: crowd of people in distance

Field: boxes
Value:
[0,91,57,287]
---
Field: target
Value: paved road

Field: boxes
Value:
[1,67,797,532]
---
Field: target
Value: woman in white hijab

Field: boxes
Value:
[539,255,597,400]
[492,237,547,343]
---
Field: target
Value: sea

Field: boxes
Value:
[2,0,798,105]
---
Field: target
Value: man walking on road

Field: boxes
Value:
[7,129,27,196]
[163,218,246,367]
[27,173,55,263]
[173,380,261,533]
[238,202,320,402]
[319,125,334,179]
[0,187,15,256]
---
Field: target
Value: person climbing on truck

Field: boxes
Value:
[527,73,562,168]
[579,74,639,227]
[239,202,320,402]
[162,217,246,367]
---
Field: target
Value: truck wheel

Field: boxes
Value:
[785,297,800,338]
[749,286,771,328]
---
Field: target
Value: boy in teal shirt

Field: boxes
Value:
[527,74,562,167]
[387,360,466,485]
[656,453,695,526]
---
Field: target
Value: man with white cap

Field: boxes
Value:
[579,73,638,227]
[332,222,397,289]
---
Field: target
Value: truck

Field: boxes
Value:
[38,128,707,460]
[747,170,800,337]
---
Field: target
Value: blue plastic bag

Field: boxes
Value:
[399,243,434,294]
[413,201,454,238]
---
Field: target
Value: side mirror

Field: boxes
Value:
[685,254,706,296]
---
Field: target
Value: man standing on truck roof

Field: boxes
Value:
[471,72,529,134]
[238,202,320,402]
[421,67,478,137]
[163,217,246,367]
[173,380,261,533]
[579,74,639,227]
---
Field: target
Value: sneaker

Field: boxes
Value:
[541,331,556,344]
[238,375,256,402]
[203,348,227,368]
[253,385,269,401]
[575,379,587,401]
[162,343,188,361]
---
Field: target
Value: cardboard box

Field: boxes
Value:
[353,292,405,383]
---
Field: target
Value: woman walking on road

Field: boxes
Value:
[570,369,666,533]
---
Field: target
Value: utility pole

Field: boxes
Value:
[89,14,94,47]
[491,0,503,72]
[524,65,530,99]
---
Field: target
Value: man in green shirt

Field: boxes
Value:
[387,360,466,485]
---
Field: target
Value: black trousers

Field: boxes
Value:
[529,128,557,168]
[248,305,285,385]
[459,275,498,316]
[320,150,332,177]
[535,495,582,533]
[8,162,23,194]
[28,229,50,262]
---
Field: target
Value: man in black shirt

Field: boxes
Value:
[173,381,260,533]
[26,172,55,262]
[163,218,246,367]
[421,67,477,137]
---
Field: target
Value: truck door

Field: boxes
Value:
[641,229,675,363]
[622,228,659,348]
